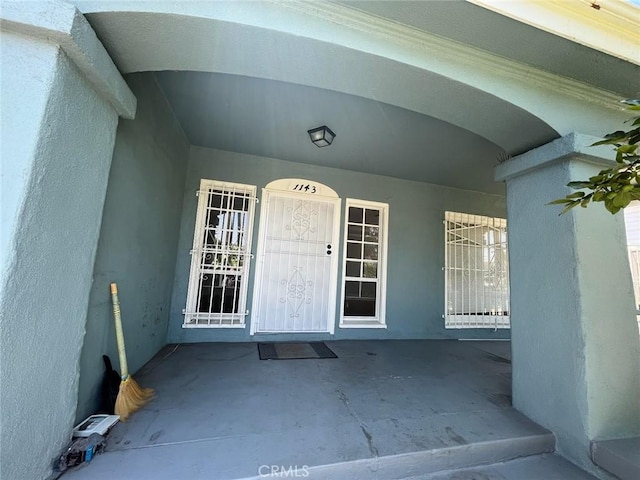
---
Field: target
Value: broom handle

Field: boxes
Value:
[110,283,129,379]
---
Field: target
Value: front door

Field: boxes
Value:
[252,180,340,333]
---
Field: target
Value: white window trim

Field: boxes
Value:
[183,179,257,328]
[444,211,510,330]
[339,199,389,329]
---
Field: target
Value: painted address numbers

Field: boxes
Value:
[291,183,318,193]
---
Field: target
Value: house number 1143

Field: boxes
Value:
[291,184,317,193]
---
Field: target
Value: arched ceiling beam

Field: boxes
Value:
[76,0,634,153]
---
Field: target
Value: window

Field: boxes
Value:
[340,199,388,328]
[444,211,510,329]
[624,202,640,311]
[183,180,257,327]
[623,202,640,333]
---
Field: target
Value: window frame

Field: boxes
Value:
[183,179,257,328]
[443,211,510,329]
[339,199,389,329]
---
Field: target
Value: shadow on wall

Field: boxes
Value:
[75,72,189,422]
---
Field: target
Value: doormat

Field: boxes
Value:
[258,342,337,360]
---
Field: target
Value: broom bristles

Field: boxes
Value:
[115,376,155,422]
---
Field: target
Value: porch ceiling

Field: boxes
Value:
[153,70,552,194]
[77,0,638,195]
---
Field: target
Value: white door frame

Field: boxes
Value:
[250,179,341,334]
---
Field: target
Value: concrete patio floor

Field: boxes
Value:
[64,340,596,479]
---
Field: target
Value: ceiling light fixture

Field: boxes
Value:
[307,125,336,147]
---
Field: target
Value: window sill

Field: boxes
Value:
[444,315,510,329]
[339,321,387,329]
[182,323,246,329]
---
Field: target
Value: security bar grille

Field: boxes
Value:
[183,180,257,327]
[444,211,510,329]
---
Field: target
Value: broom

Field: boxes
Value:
[110,282,154,421]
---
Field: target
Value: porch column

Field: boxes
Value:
[0,2,135,480]
[495,133,640,474]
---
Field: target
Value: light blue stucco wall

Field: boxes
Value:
[0,34,57,272]
[167,147,509,343]
[497,136,640,473]
[76,73,189,421]
[0,33,119,480]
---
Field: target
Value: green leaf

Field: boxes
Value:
[592,132,627,146]
[606,130,627,139]
[593,138,622,146]
[560,201,580,215]
[566,191,586,199]
[548,198,573,205]
[604,199,618,214]
[614,192,627,207]
[568,181,593,188]
[618,144,638,154]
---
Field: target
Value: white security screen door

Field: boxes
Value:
[252,179,341,333]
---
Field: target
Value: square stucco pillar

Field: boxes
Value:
[495,133,640,474]
[0,2,135,480]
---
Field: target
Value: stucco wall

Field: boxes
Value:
[498,136,640,473]
[0,33,118,480]
[76,73,189,421]
[167,147,508,343]
[0,34,57,272]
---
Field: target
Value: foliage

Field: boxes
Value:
[549,104,640,215]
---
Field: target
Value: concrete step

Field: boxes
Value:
[63,429,554,480]
[591,437,640,480]
[407,453,597,480]
[251,432,556,480]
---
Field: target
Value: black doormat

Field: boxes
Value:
[258,342,338,360]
